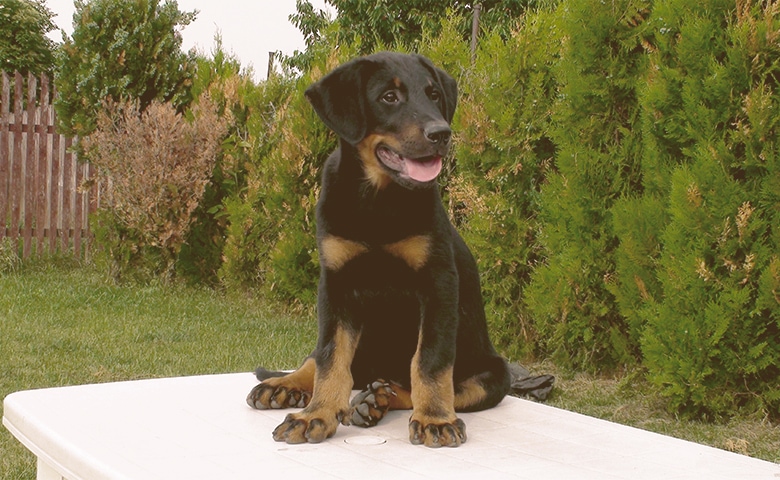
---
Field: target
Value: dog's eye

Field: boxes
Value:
[381,91,400,104]
[429,90,441,102]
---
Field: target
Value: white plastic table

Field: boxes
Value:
[4,372,779,479]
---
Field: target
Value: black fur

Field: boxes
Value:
[305,52,508,400]
[249,52,511,445]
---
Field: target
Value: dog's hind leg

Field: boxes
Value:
[348,355,510,428]
[246,357,315,409]
[454,355,511,413]
[349,380,413,427]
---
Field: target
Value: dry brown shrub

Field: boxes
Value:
[83,97,228,278]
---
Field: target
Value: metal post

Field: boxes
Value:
[471,3,482,65]
[267,51,276,79]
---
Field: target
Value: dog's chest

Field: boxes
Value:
[319,233,431,275]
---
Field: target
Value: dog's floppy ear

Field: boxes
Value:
[415,55,458,123]
[305,58,375,144]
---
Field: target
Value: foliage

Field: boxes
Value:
[425,11,558,360]
[54,0,197,137]
[289,0,543,57]
[638,0,780,419]
[219,45,345,304]
[525,0,651,370]
[0,0,57,75]
[82,97,227,281]
[286,0,334,72]
[177,35,266,285]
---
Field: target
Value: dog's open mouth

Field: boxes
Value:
[376,146,443,183]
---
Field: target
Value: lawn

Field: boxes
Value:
[0,259,316,478]
[1,260,778,478]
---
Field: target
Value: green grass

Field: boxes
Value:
[1,261,778,479]
[0,259,316,479]
[537,362,780,464]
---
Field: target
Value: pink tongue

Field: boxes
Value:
[405,156,442,182]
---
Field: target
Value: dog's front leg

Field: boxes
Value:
[272,301,360,444]
[408,267,466,447]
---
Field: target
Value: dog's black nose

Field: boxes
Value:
[424,122,451,145]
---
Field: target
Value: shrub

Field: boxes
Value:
[639,0,780,419]
[219,45,348,304]
[83,97,227,281]
[525,0,651,370]
[177,37,269,285]
[425,10,558,360]
[55,0,197,137]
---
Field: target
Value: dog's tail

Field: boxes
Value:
[254,367,288,381]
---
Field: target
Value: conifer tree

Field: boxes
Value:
[525,0,651,369]
[639,0,780,418]
[438,10,558,360]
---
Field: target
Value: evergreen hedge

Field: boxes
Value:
[87,0,778,419]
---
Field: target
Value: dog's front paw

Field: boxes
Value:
[349,380,396,427]
[409,415,466,448]
[246,381,311,410]
[272,409,348,444]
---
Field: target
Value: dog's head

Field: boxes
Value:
[305,52,457,190]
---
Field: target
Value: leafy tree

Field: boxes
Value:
[54,0,197,137]
[0,0,57,75]
[290,0,545,57]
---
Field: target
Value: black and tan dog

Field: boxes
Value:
[246,52,510,448]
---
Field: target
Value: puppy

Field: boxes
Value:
[247,52,510,448]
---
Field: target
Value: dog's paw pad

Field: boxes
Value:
[348,379,396,427]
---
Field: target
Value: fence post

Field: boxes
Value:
[0,70,93,259]
[36,73,50,254]
[0,71,9,242]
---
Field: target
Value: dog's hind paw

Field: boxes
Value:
[348,380,396,427]
[246,382,311,410]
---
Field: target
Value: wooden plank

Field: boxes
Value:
[23,73,36,258]
[36,73,50,254]
[0,71,9,240]
[10,72,23,249]
[61,136,73,252]
[73,160,83,257]
[49,118,61,253]
[87,162,97,260]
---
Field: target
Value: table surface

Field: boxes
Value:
[4,372,779,480]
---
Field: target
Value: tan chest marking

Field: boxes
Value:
[320,235,369,271]
[320,234,432,272]
[383,235,432,271]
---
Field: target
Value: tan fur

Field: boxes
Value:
[320,235,368,271]
[410,350,456,421]
[262,357,315,392]
[356,134,397,190]
[306,325,360,416]
[453,377,489,410]
[383,235,432,271]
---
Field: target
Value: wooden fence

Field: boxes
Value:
[0,71,97,259]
